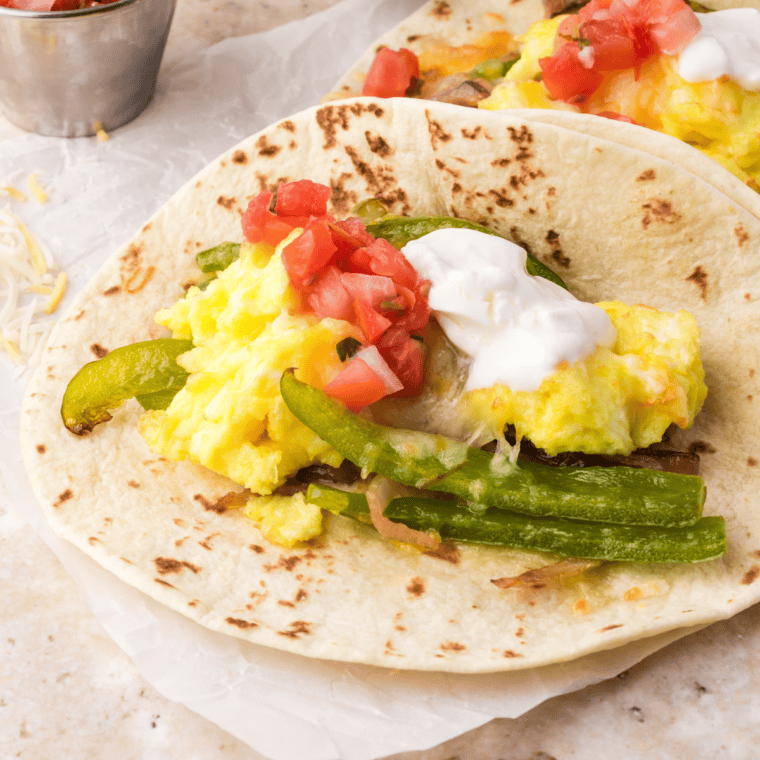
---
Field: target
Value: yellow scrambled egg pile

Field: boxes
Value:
[480,17,760,190]
[138,234,362,544]
[463,301,706,456]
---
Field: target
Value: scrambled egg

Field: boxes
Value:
[463,301,706,456]
[480,17,760,189]
[138,233,362,544]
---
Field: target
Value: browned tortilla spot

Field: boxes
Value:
[265,555,303,572]
[249,544,265,554]
[154,557,201,575]
[255,135,281,157]
[552,249,571,268]
[154,578,176,589]
[431,0,451,18]
[279,120,296,132]
[194,493,225,513]
[425,110,452,150]
[462,127,482,140]
[343,145,409,213]
[636,169,656,182]
[123,265,155,295]
[90,343,108,358]
[406,34,422,42]
[406,577,426,597]
[216,195,235,210]
[503,650,523,658]
[102,285,121,296]
[735,225,750,247]
[741,565,760,584]
[641,198,681,229]
[315,104,351,149]
[441,641,465,652]
[232,150,248,164]
[198,533,220,551]
[488,188,514,208]
[36,444,46,454]
[598,624,624,632]
[88,536,100,544]
[278,621,311,638]
[686,265,708,300]
[329,172,358,214]
[53,489,73,508]
[188,600,199,607]
[127,480,140,489]
[365,131,392,156]
[278,600,296,608]
[748,457,757,467]
[226,617,258,629]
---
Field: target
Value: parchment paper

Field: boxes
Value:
[0,0,705,757]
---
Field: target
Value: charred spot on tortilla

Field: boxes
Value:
[226,617,258,629]
[315,104,351,149]
[343,145,409,213]
[127,480,140,488]
[488,188,514,209]
[491,157,511,168]
[102,285,121,296]
[748,457,758,467]
[425,111,453,150]
[120,557,134,565]
[278,621,311,638]
[216,196,236,210]
[249,544,265,554]
[265,555,303,573]
[431,1,451,19]
[279,121,296,133]
[89,343,108,358]
[735,225,750,247]
[193,493,225,513]
[686,265,709,300]
[503,650,523,658]
[232,150,248,164]
[328,172,357,214]
[154,557,201,575]
[406,577,426,597]
[88,536,100,544]
[741,566,760,584]
[154,578,176,589]
[434,158,460,179]
[365,131,392,156]
[198,533,219,550]
[641,198,682,229]
[598,624,624,632]
[36,444,46,454]
[53,489,73,507]
[637,169,657,182]
[441,641,466,652]
[462,127,483,140]
[255,135,281,158]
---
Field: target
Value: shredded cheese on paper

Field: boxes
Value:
[0,202,65,374]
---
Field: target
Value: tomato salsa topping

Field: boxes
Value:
[361,47,421,98]
[540,0,702,103]
[241,180,431,410]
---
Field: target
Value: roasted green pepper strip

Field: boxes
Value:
[386,499,726,564]
[365,216,567,289]
[281,371,706,527]
[305,485,724,563]
[196,242,241,273]
[469,57,518,81]
[61,339,193,435]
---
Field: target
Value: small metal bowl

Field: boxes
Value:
[0,0,177,137]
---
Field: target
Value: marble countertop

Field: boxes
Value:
[2,1,760,758]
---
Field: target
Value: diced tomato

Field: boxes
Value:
[375,328,426,397]
[305,266,353,320]
[324,346,403,411]
[275,180,331,217]
[241,192,295,246]
[580,18,637,71]
[361,48,420,98]
[333,217,375,248]
[540,42,604,103]
[348,238,420,290]
[281,219,337,289]
[353,298,392,343]
[340,272,397,306]
[390,283,430,332]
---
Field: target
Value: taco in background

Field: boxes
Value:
[327,0,760,195]
[21,98,760,673]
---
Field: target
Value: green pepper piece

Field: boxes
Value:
[196,242,241,273]
[469,57,517,81]
[281,371,706,527]
[349,199,391,225]
[386,498,726,564]
[305,485,725,563]
[61,338,194,435]
[366,216,567,289]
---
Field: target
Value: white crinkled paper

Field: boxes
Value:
[0,0,704,757]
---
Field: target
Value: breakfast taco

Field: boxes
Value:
[326,0,760,196]
[21,98,760,673]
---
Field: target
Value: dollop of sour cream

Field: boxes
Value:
[401,228,617,392]
[678,9,760,92]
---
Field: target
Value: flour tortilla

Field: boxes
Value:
[326,0,760,220]
[20,98,760,673]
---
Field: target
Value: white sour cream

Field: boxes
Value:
[678,9,760,91]
[401,228,616,392]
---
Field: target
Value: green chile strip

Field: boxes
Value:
[281,371,706,527]
[305,484,725,563]
[365,216,567,289]
[196,242,241,273]
[61,339,194,435]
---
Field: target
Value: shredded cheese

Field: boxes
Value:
[93,121,110,142]
[27,173,49,204]
[0,205,64,373]
[1,186,27,202]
